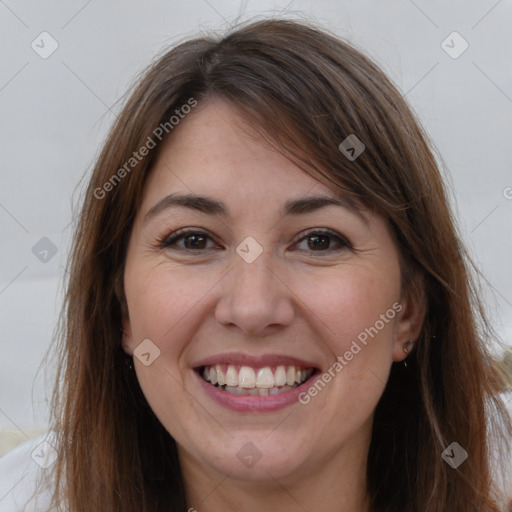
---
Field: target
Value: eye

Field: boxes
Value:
[158,227,352,254]
[293,229,352,253]
[159,228,220,251]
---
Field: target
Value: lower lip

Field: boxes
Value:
[194,370,319,413]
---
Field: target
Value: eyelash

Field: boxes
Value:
[157,227,353,254]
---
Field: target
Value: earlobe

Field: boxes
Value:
[392,280,426,362]
[121,319,134,355]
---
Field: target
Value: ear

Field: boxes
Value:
[116,269,134,355]
[121,315,134,356]
[392,276,426,363]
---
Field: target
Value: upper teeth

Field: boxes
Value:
[202,364,313,389]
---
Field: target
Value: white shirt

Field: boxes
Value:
[0,433,56,511]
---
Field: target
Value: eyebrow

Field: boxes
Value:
[143,193,368,225]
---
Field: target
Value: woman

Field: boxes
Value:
[1,18,511,511]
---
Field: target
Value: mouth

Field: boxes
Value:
[196,364,316,396]
[192,353,321,412]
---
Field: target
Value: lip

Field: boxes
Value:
[192,353,321,413]
[194,371,320,412]
[191,352,319,370]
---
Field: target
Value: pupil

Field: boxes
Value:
[185,235,206,249]
[308,235,329,250]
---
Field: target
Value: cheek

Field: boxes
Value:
[290,262,401,349]
[291,262,401,424]
[124,263,216,349]
[124,264,218,438]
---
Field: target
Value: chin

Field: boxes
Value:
[187,433,312,482]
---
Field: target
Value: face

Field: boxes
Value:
[122,98,423,487]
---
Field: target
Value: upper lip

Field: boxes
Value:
[191,352,320,370]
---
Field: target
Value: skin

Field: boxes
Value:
[122,98,425,512]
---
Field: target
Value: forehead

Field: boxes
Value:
[144,98,328,202]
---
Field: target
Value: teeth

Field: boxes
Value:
[223,384,295,396]
[238,366,256,388]
[286,366,295,386]
[201,364,314,391]
[216,364,225,386]
[274,365,287,386]
[256,367,274,388]
[226,365,238,387]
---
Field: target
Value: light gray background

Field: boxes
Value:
[1,0,511,442]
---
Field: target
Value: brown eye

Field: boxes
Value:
[294,229,351,253]
[182,234,208,250]
[307,234,331,251]
[160,229,218,251]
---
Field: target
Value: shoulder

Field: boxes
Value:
[0,433,57,512]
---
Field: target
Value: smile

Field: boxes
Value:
[200,364,314,396]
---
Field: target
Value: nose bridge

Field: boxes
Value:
[234,249,275,297]
[215,247,294,334]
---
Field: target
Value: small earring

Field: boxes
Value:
[403,339,413,369]
[123,353,134,371]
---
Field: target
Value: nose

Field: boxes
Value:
[215,252,295,336]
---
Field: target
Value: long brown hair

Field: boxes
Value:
[46,18,511,511]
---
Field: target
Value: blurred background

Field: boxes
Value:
[1,0,511,455]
